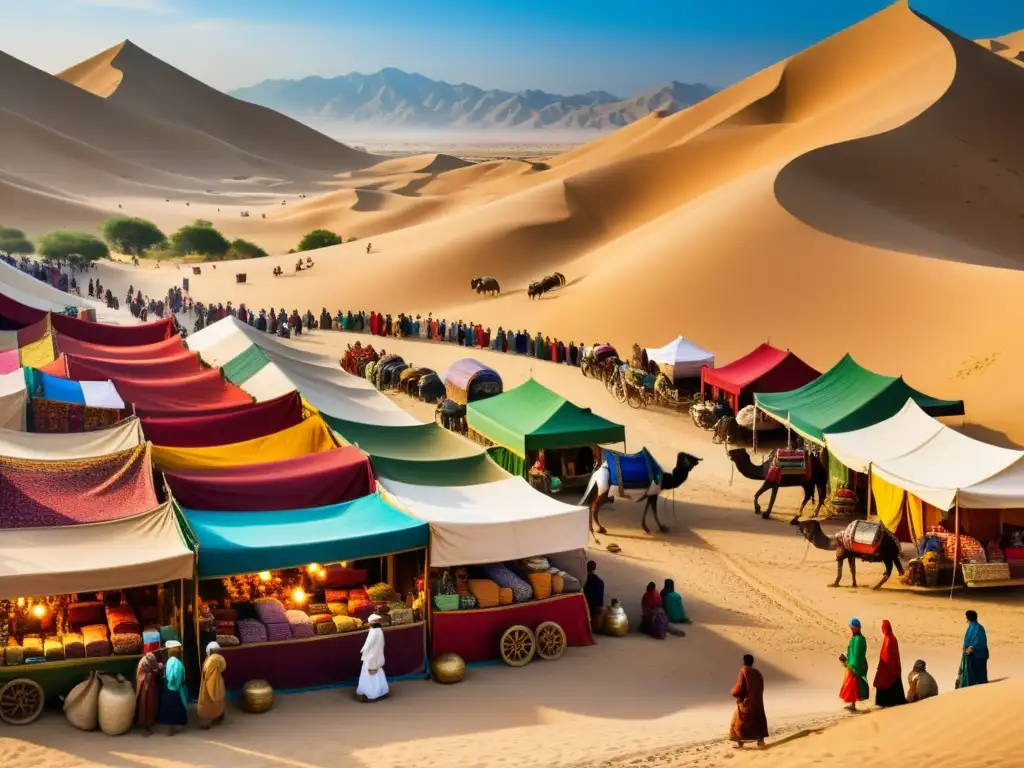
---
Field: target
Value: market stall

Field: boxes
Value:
[824,400,1024,588]
[644,336,714,385]
[466,378,624,487]
[443,358,503,405]
[139,391,306,447]
[380,476,594,664]
[179,494,430,692]
[701,343,819,412]
[0,502,194,720]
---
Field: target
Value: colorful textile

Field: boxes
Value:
[602,447,663,490]
[60,350,201,380]
[286,610,314,639]
[56,334,186,361]
[151,415,337,472]
[30,397,122,433]
[0,369,28,430]
[19,335,56,369]
[840,633,869,703]
[112,633,143,655]
[483,564,533,602]
[873,620,902,691]
[0,444,157,528]
[164,446,373,511]
[236,619,267,644]
[51,313,175,346]
[197,652,227,723]
[265,622,292,642]
[253,598,288,625]
[0,418,143,460]
[135,652,162,727]
[139,391,304,447]
[34,371,125,409]
[0,349,19,374]
[222,344,270,384]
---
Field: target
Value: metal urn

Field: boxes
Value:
[241,679,274,713]
[603,601,629,637]
[431,653,467,684]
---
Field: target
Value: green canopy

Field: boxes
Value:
[467,378,625,456]
[754,354,964,443]
[324,415,509,485]
[181,494,428,579]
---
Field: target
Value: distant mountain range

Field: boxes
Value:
[228,68,717,130]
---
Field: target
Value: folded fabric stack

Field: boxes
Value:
[82,624,111,657]
[307,602,330,616]
[324,589,350,603]
[236,619,268,644]
[216,634,240,647]
[67,601,105,629]
[62,632,85,659]
[265,622,292,642]
[5,639,23,665]
[112,633,143,655]
[310,614,336,635]
[775,448,807,475]
[286,610,314,639]
[527,572,553,600]
[106,606,141,636]
[467,579,500,608]
[327,602,348,616]
[498,587,513,605]
[484,564,533,602]
[333,615,362,632]
[142,629,161,654]
[253,597,289,624]
[22,635,43,657]
[44,637,65,660]
[215,620,236,638]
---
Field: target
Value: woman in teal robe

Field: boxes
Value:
[839,618,869,710]
[958,609,989,688]
[660,579,691,624]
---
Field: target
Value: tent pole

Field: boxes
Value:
[866,464,872,521]
[752,405,757,455]
[951,491,961,600]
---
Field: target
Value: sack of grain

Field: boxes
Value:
[64,670,101,731]
[97,674,136,736]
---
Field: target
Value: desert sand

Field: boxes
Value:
[3,1,1024,765]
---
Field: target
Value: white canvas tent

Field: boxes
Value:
[0,417,143,460]
[379,476,589,567]
[0,503,193,599]
[0,260,136,326]
[824,400,1024,510]
[645,336,714,379]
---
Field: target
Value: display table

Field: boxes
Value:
[0,654,141,704]
[220,623,425,692]
[431,593,595,663]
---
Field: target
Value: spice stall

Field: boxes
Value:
[466,378,624,489]
[0,503,194,723]
[379,476,595,665]
[178,493,431,692]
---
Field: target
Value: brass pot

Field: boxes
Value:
[241,679,274,713]
[604,603,629,637]
[430,653,466,684]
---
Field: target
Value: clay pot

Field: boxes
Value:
[241,679,274,713]
[431,653,467,684]
[603,603,629,637]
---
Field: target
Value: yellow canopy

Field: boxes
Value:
[151,414,338,472]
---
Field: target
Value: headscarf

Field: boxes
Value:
[164,653,188,709]
[660,579,675,603]
[873,619,901,690]
[206,641,221,657]
[641,583,662,613]
[849,618,861,630]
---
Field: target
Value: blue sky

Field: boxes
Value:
[0,0,1021,95]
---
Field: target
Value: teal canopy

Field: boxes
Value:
[182,494,428,579]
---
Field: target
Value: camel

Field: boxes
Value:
[798,520,904,590]
[581,452,701,535]
[528,272,567,299]
[470,276,500,295]
[727,447,827,523]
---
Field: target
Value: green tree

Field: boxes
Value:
[170,222,229,257]
[227,238,268,259]
[297,229,342,252]
[0,227,34,255]
[101,216,166,255]
[37,230,109,264]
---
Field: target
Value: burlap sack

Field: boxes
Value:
[63,670,100,731]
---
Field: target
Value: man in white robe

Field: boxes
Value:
[356,615,389,702]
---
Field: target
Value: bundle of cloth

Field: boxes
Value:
[62,632,86,659]
[236,619,268,645]
[286,610,314,639]
[82,625,111,657]
[484,564,534,602]
[254,598,292,641]
[106,605,141,635]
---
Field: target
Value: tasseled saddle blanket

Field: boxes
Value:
[602,448,663,498]
[774,448,807,475]
[835,520,898,556]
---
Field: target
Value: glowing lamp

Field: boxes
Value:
[306,563,320,574]
[292,587,306,605]
[32,604,46,618]
[258,571,272,582]
[15,597,25,607]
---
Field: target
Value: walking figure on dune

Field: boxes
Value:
[730,654,768,748]
[839,618,869,711]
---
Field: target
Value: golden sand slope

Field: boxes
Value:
[977,29,1024,67]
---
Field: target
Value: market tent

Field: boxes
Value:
[443,358,502,405]
[150,414,338,472]
[466,378,624,455]
[0,368,28,430]
[824,400,947,475]
[701,343,819,411]
[0,503,193,599]
[324,416,508,485]
[755,354,964,443]
[182,494,428,579]
[0,417,143,459]
[165,446,374,511]
[52,349,201,379]
[50,313,174,346]
[0,443,158,528]
[0,260,130,326]
[380,476,588,567]
[139,391,305,447]
[54,333,187,361]
[187,315,342,372]
[645,336,714,379]
[31,370,125,409]
[66,365,252,415]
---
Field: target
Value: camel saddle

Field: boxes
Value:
[602,448,663,497]
[774,448,808,476]
[837,520,885,556]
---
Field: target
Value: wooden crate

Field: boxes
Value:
[961,562,1011,587]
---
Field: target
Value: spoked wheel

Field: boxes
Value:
[610,379,627,403]
[499,625,536,667]
[0,678,45,725]
[626,387,644,409]
[535,621,566,661]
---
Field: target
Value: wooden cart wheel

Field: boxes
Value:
[0,678,45,725]
[535,621,566,661]
[499,625,536,667]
